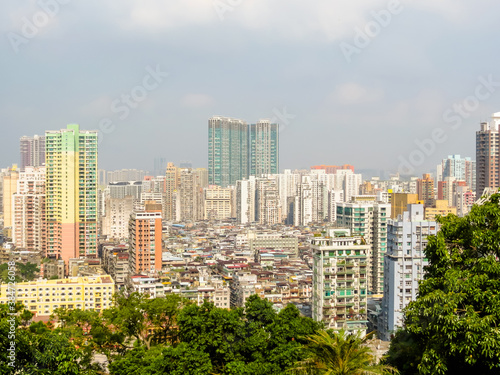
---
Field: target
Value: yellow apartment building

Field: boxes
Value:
[0,275,114,317]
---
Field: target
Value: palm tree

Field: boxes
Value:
[290,329,398,375]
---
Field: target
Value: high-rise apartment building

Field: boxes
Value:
[101,195,134,240]
[176,168,208,222]
[256,178,281,226]
[336,198,390,294]
[312,228,369,331]
[437,177,465,207]
[441,155,476,193]
[165,162,179,221]
[208,116,248,187]
[153,157,167,177]
[20,135,45,171]
[2,166,19,228]
[379,204,438,341]
[45,124,98,265]
[328,190,344,223]
[12,167,46,252]
[208,116,280,187]
[236,177,257,224]
[204,185,234,220]
[455,186,475,217]
[249,120,279,176]
[476,114,500,197]
[417,173,435,207]
[129,202,163,274]
[335,170,362,203]
[294,176,313,226]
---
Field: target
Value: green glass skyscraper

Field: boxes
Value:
[208,116,248,187]
[208,117,279,187]
[249,120,279,177]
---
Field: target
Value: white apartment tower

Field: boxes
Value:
[236,177,256,224]
[12,167,46,251]
[379,204,438,341]
[256,178,281,225]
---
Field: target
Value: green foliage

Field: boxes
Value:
[0,304,101,374]
[291,329,397,375]
[3,290,391,375]
[0,262,40,283]
[53,291,185,362]
[109,295,322,375]
[386,193,500,374]
[177,301,246,371]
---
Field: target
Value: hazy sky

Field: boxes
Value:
[2,1,500,175]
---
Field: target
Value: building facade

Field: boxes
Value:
[335,199,390,294]
[177,168,207,222]
[312,228,369,331]
[208,116,248,187]
[45,124,98,265]
[12,167,46,252]
[417,173,435,207]
[20,135,45,171]
[101,195,135,240]
[204,185,234,220]
[441,154,476,193]
[165,162,179,221]
[0,275,114,317]
[2,166,19,228]
[129,202,163,274]
[248,120,279,176]
[379,205,438,341]
[476,115,500,197]
[256,178,281,225]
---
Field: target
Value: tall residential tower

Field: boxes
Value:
[208,116,280,187]
[45,124,98,266]
[476,114,500,197]
[249,120,279,176]
[20,135,46,171]
[208,116,248,187]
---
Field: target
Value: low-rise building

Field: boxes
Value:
[424,200,457,220]
[0,275,115,317]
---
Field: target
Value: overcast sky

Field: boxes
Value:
[1,1,500,175]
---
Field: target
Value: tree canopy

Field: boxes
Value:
[0,262,40,283]
[0,303,102,374]
[386,193,500,374]
[292,329,397,375]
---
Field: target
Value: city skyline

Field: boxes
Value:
[2,2,500,174]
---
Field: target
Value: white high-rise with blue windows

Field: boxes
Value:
[379,204,438,341]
